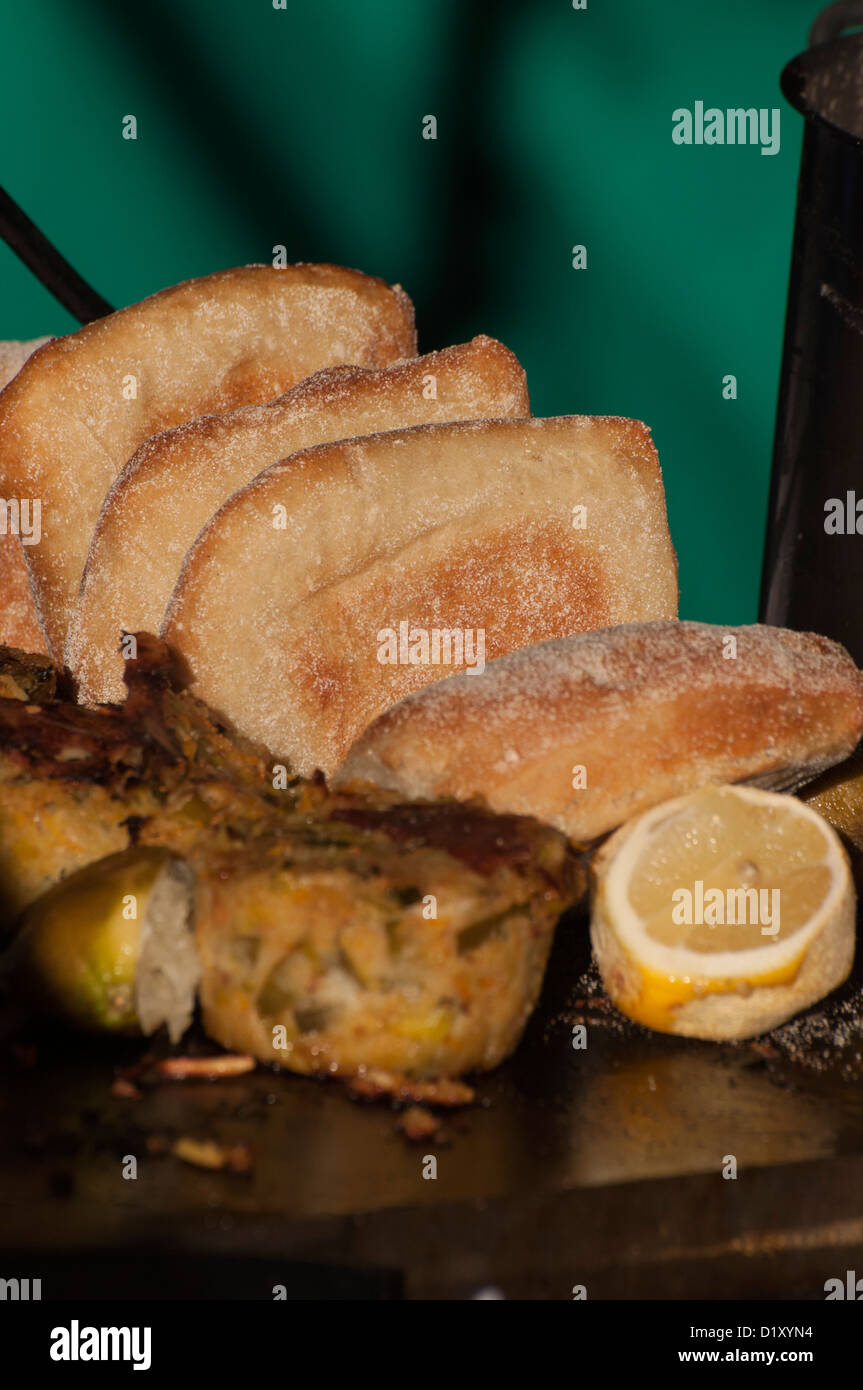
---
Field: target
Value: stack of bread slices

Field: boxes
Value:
[0,263,679,768]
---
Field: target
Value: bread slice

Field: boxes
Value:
[0,338,53,388]
[335,621,863,842]
[67,336,529,704]
[0,537,45,654]
[163,415,679,778]
[0,265,415,657]
[0,338,53,654]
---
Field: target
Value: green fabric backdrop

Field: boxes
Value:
[0,0,821,621]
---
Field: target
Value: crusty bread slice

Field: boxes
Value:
[0,338,53,388]
[163,416,679,778]
[67,336,529,704]
[0,538,45,654]
[0,265,415,657]
[0,339,53,654]
[335,621,863,842]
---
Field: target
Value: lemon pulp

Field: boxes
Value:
[627,786,831,956]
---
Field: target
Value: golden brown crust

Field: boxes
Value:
[162,415,679,777]
[194,810,580,1078]
[0,534,47,653]
[0,265,416,656]
[0,338,53,654]
[335,621,863,842]
[67,336,529,703]
[0,337,53,388]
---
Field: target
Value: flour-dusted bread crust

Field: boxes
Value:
[336,621,863,842]
[0,338,53,654]
[0,265,416,657]
[163,415,679,778]
[67,336,529,704]
[0,338,53,389]
[0,539,45,654]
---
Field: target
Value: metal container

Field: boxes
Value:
[761,3,863,661]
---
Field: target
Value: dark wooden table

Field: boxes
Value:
[3,906,863,1299]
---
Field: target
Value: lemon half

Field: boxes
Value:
[590,785,856,1040]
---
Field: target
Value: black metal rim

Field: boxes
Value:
[781,32,863,148]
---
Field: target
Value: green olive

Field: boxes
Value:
[14,848,195,1036]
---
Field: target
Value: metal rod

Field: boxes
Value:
[0,184,114,324]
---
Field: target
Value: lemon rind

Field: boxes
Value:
[602,785,850,982]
